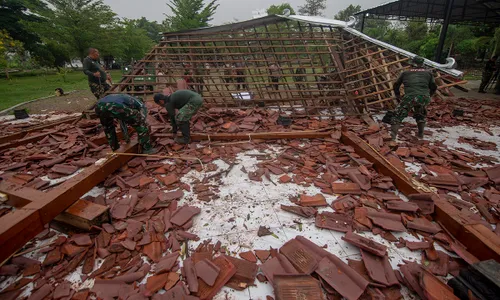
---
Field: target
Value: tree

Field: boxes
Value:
[334,4,360,21]
[30,0,119,64]
[0,30,24,79]
[164,0,219,32]
[132,17,164,42]
[267,3,295,16]
[298,0,326,16]
[115,20,154,64]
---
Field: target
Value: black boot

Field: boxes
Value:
[417,122,426,139]
[175,122,191,144]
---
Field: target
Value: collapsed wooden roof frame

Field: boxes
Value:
[111,15,465,116]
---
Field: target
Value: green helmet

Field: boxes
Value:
[412,56,425,66]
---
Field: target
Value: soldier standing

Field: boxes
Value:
[390,56,437,140]
[83,48,111,100]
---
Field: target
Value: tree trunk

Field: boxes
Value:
[5,68,9,80]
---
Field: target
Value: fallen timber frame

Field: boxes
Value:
[1,130,498,265]
[341,130,500,262]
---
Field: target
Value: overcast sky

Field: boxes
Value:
[103,0,387,25]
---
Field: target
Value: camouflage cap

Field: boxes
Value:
[412,56,425,66]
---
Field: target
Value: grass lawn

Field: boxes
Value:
[0,70,122,111]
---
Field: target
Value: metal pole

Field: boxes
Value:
[435,0,454,63]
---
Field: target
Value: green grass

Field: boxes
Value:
[0,70,122,111]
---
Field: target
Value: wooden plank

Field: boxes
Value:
[340,130,500,262]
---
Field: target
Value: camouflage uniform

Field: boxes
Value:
[95,94,152,151]
[392,95,431,123]
[89,81,111,99]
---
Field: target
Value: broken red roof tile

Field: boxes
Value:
[225,255,258,291]
[408,193,435,214]
[400,263,425,299]
[347,172,371,191]
[161,189,184,201]
[255,250,271,263]
[171,205,201,226]
[164,272,180,291]
[385,200,419,213]
[280,239,322,274]
[406,241,431,251]
[420,269,459,300]
[27,283,52,300]
[53,281,71,299]
[121,239,136,251]
[273,274,324,300]
[361,250,399,286]
[260,254,299,283]
[91,279,130,299]
[22,264,41,277]
[239,251,257,263]
[145,273,170,296]
[139,176,155,188]
[406,218,441,234]
[71,158,97,167]
[421,250,448,276]
[142,242,162,263]
[184,257,199,293]
[71,233,92,246]
[61,244,86,257]
[395,147,410,157]
[332,182,362,195]
[195,259,220,286]
[111,204,129,220]
[279,175,292,183]
[355,207,373,229]
[316,254,369,300]
[298,194,328,207]
[367,210,406,232]
[331,195,358,213]
[42,247,62,266]
[157,174,178,186]
[0,264,19,276]
[280,205,317,218]
[195,256,236,300]
[155,252,180,274]
[113,271,146,284]
[341,231,387,257]
[50,164,78,175]
[423,174,460,187]
[449,242,479,265]
[315,212,352,232]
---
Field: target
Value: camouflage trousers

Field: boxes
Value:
[392,94,431,125]
[95,102,152,151]
[176,96,203,123]
[89,82,111,99]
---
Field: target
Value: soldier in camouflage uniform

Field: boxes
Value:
[83,48,111,100]
[391,56,437,140]
[95,94,156,154]
[153,90,203,144]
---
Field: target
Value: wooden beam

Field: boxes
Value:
[340,130,500,262]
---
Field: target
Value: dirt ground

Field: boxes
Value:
[1,90,97,115]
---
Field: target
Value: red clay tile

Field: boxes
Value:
[195,256,237,300]
[315,212,352,232]
[158,174,178,186]
[28,283,52,300]
[332,182,362,195]
[239,251,257,263]
[42,247,62,266]
[195,259,220,286]
[367,210,406,232]
[421,251,448,276]
[91,279,129,299]
[121,239,136,251]
[171,205,201,226]
[408,193,435,214]
[0,264,19,276]
[143,242,162,263]
[342,231,387,257]
[254,250,271,263]
[260,254,299,283]
[161,189,184,201]
[385,200,419,212]
[71,234,92,246]
[225,255,258,290]
[273,274,324,300]
[280,239,320,274]
[297,194,327,207]
[184,257,199,293]
[139,176,155,188]
[316,255,369,300]
[113,271,146,283]
[23,264,41,276]
[420,269,458,300]
[399,263,425,299]
[51,164,79,175]
[155,252,180,274]
[145,273,170,296]
[279,175,292,183]
[164,272,180,291]
[406,241,431,251]
[484,165,500,184]
[361,250,398,286]
[347,172,371,191]
[395,147,410,157]
[406,218,441,234]
[71,158,97,167]
[53,281,71,299]
[61,244,86,257]
[111,204,129,220]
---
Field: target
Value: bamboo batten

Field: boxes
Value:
[109,18,464,115]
